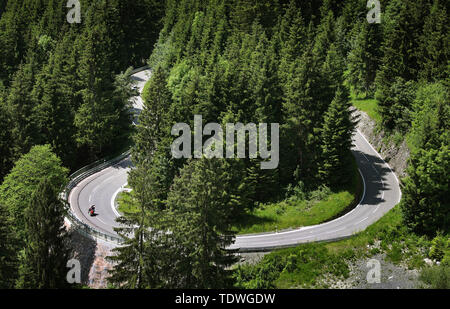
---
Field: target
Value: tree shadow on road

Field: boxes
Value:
[351,149,398,207]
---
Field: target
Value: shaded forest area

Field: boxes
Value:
[0,0,165,179]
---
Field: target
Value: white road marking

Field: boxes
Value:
[373,205,380,214]
[111,186,126,218]
[371,165,379,175]
[355,217,368,225]
[325,227,345,234]
[354,143,370,162]
[97,217,107,225]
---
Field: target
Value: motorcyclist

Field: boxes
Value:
[88,205,95,215]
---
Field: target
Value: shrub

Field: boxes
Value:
[429,234,449,261]
[419,265,450,289]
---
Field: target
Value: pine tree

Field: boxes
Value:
[375,0,429,130]
[31,48,78,168]
[0,2,22,84]
[108,157,171,289]
[6,52,42,158]
[401,82,449,236]
[165,158,238,288]
[418,0,449,83]
[346,20,382,96]
[278,1,306,83]
[282,46,332,185]
[319,87,357,186]
[16,179,71,288]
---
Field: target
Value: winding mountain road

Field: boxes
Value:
[68,68,402,252]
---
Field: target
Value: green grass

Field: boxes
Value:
[419,265,450,289]
[350,91,382,124]
[233,159,362,235]
[116,191,140,215]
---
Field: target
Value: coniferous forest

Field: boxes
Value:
[0,0,448,290]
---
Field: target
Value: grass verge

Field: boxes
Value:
[350,92,382,125]
[116,190,139,215]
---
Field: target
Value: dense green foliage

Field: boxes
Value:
[234,243,351,289]
[15,179,71,289]
[0,203,16,288]
[0,0,165,177]
[0,145,68,239]
[0,145,69,288]
[401,83,449,236]
[0,0,165,287]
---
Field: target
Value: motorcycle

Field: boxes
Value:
[88,206,96,217]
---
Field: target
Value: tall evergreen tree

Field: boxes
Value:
[401,144,449,236]
[401,82,449,236]
[282,45,333,186]
[375,0,429,130]
[346,20,382,96]
[319,87,357,186]
[108,157,171,289]
[165,159,238,288]
[16,178,71,289]
[6,52,42,158]
[418,0,449,84]
[0,101,14,182]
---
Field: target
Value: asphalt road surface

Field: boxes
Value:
[68,69,402,251]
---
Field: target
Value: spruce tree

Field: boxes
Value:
[0,101,14,182]
[16,179,71,289]
[418,0,449,83]
[319,87,357,186]
[346,20,382,96]
[6,52,41,158]
[283,46,332,186]
[165,158,238,288]
[108,157,171,289]
[401,82,449,236]
[375,0,428,129]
